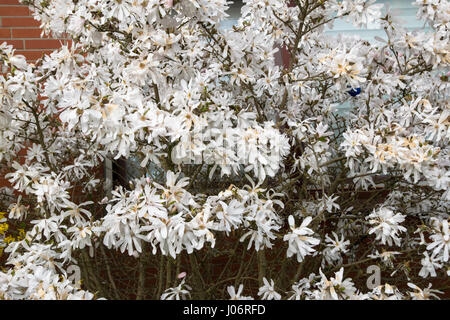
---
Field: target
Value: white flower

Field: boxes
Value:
[189,208,217,249]
[9,55,28,69]
[426,218,449,262]
[284,216,320,262]
[407,283,442,300]
[419,252,442,278]
[323,232,350,265]
[5,162,40,193]
[161,279,191,300]
[227,284,253,300]
[326,46,367,88]
[367,207,407,246]
[316,268,357,300]
[340,130,368,158]
[368,250,401,268]
[320,194,340,213]
[287,274,317,300]
[216,200,245,233]
[8,195,28,220]
[257,277,281,300]
[154,170,191,208]
[369,284,404,300]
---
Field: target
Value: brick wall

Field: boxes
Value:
[0,0,66,62]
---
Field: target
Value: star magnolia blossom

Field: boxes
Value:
[284,216,320,262]
[367,207,407,246]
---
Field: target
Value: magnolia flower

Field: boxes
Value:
[257,278,281,300]
[369,284,404,300]
[155,170,190,207]
[8,196,28,220]
[284,216,320,262]
[326,46,367,88]
[316,268,357,300]
[227,284,254,300]
[407,283,442,300]
[161,279,192,300]
[5,162,40,193]
[8,55,27,70]
[419,252,442,278]
[320,194,340,213]
[216,200,245,233]
[426,219,449,262]
[368,250,401,268]
[367,207,407,246]
[287,274,317,300]
[323,232,350,265]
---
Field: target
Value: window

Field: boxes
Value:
[219,0,244,30]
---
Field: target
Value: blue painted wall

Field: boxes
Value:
[221,1,428,41]
[325,0,428,41]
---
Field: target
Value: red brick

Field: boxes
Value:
[0,28,10,38]
[15,50,53,61]
[0,6,31,16]
[0,0,21,4]
[12,28,42,38]
[0,177,10,188]
[1,39,23,48]
[25,39,62,49]
[1,17,40,27]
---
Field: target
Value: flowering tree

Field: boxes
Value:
[0,0,449,300]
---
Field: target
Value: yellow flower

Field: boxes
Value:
[18,228,25,238]
[0,223,8,234]
[3,235,15,244]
